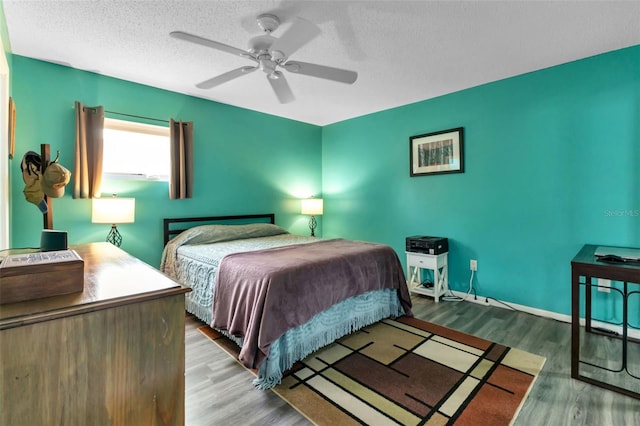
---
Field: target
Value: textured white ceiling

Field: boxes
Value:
[4,1,640,126]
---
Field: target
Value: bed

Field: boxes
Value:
[160,213,412,389]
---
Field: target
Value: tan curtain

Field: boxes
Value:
[73,101,104,199]
[169,119,194,199]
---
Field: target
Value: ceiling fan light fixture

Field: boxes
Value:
[259,58,277,74]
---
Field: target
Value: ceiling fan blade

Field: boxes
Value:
[269,17,321,59]
[282,61,358,84]
[267,72,295,104]
[196,66,257,89]
[170,31,255,60]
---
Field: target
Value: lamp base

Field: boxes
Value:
[106,224,123,247]
[308,215,317,237]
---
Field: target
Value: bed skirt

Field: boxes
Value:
[202,288,405,389]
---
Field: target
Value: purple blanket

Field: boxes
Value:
[211,238,412,369]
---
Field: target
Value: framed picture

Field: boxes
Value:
[8,97,15,159]
[410,127,464,176]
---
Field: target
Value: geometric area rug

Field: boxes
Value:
[198,316,546,426]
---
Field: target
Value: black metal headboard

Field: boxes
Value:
[163,213,275,246]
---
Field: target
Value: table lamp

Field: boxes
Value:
[301,198,323,237]
[91,196,135,247]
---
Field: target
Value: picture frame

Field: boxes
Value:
[8,97,15,159]
[410,127,464,177]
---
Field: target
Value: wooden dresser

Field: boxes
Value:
[0,242,190,425]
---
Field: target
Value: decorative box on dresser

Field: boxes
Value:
[0,242,190,426]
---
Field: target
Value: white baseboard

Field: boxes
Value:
[446,289,640,340]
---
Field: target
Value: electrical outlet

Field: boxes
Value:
[597,278,611,293]
[470,259,478,271]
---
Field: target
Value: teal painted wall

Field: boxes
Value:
[9,55,322,266]
[7,46,640,322]
[322,45,640,319]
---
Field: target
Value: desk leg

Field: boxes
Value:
[571,267,580,379]
[585,275,593,333]
[622,281,628,371]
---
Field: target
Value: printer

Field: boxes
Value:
[406,236,448,255]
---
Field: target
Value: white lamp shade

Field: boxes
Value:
[301,198,323,215]
[92,197,136,224]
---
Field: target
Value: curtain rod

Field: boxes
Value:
[77,104,169,124]
[77,106,188,126]
[105,110,169,124]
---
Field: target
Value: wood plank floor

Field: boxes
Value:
[185,294,640,425]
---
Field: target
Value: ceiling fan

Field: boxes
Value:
[170,14,358,104]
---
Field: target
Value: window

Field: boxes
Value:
[102,118,170,181]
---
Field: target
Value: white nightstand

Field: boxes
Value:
[406,251,449,302]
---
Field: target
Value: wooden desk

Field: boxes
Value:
[571,244,640,400]
[0,243,190,425]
